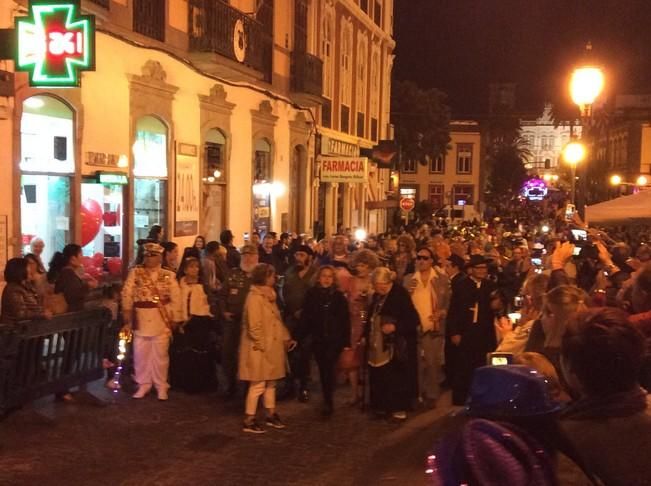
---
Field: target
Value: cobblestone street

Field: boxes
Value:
[0,383,451,486]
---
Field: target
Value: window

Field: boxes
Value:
[340,19,353,133]
[254,138,272,182]
[356,34,368,138]
[321,7,334,101]
[456,144,473,174]
[370,46,380,141]
[452,184,474,205]
[402,159,416,173]
[373,0,382,26]
[429,154,444,173]
[133,0,165,42]
[428,184,444,209]
[360,0,369,13]
[203,129,226,183]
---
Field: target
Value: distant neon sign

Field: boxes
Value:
[15,1,95,87]
[522,178,548,201]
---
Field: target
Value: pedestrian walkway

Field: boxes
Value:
[0,383,452,486]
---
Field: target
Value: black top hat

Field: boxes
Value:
[466,254,491,268]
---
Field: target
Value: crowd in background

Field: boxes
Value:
[2,203,651,484]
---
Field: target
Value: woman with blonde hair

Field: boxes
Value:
[338,249,379,405]
[392,234,416,282]
[514,351,571,402]
[524,284,589,373]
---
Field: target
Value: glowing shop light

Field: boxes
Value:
[15,1,96,87]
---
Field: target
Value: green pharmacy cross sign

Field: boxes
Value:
[15,1,95,87]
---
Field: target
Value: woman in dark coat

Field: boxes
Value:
[366,266,419,421]
[0,258,51,325]
[298,265,351,416]
[50,244,97,312]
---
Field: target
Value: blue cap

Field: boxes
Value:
[464,365,563,418]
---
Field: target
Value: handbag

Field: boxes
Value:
[45,292,68,315]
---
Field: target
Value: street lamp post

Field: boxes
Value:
[568,43,604,211]
[562,141,586,204]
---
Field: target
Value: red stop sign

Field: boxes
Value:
[399,197,415,212]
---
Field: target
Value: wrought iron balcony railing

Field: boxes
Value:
[290,51,323,97]
[189,0,272,82]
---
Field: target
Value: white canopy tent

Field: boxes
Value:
[585,190,651,225]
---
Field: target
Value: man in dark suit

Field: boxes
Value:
[446,255,498,405]
[442,254,468,390]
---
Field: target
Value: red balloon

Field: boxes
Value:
[80,199,103,247]
[92,252,105,267]
[81,256,94,269]
[107,258,122,276]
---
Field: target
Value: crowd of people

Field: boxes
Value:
[2,206,651,484]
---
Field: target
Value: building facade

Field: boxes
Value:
[0,0,395,270]
[520,103,581,177]
[588,95,651,203]
[399,121,482,221]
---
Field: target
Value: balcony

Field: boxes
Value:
[189,0,272,83]
[290,51,323,101]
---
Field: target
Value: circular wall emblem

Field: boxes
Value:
[233,19,247,63]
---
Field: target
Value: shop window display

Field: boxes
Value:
[20,95,75,265]
[21,175,70,266]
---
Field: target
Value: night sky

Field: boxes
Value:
[394,0,651,116]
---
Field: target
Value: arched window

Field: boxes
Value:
[370,45,380,140]
[356,33,368,138]
[202,128,228,241]
[321,7,334,100]
[133,115,168,246]
[340,18,353,133]
[253,138,272,182]
[203,129,227,183]
[20,95,74,264]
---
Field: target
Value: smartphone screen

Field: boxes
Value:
[571,229,587,241]
[565,204,576,221]
[531,257,542,266]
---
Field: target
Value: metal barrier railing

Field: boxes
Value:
[0,308,113,415]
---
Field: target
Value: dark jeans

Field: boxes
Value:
[313,345,340,407]
[221,319,241,392]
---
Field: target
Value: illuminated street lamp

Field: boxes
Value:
[637,175,649,187]
[609,174,622,186]
[563,141,586,204]
[570,44,605,118]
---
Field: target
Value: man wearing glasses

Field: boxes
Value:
[122,242,182,401]
[404,247,450,408]
[446,254,497,405]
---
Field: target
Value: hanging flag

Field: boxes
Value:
[361,140,399,169]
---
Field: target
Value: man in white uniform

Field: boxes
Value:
[122,242,182,400]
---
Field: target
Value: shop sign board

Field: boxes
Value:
[175,157,199,236]
[86,152,119,168]
[98,173,128,185]
[15,1,96,88]
[399,197,415,212]
[318,156,368,183]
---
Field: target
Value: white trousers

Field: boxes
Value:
[245,380,277,416]
[133,333,171,390]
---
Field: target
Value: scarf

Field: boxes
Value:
[255,285,277,303]
[560,387,649,420]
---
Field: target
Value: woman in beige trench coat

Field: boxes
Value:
[239,263,295,434]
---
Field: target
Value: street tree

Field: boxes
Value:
[486,136,531,203]
[391,80,451,167]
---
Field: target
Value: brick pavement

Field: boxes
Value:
[0,383,449,486]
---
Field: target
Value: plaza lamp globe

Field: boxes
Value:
[637,175,648,187]
[563,142,586,166]
[610,174,622,186]
[570,45,605,117]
